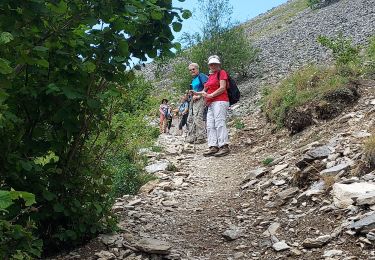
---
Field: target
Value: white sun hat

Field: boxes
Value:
[208,56,221,65]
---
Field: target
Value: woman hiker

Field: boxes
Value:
[192,55,230,157]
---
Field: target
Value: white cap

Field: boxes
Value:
[208,57,221,65]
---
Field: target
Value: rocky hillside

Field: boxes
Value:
[141,0,375,112]
[52,79,374,260]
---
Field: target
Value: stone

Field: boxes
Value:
[320,163,350,176]
[352,130,371,138]
[222,225,243,241]
[271,164,289,174]
[127,198,142,206]
[172,177,184,186]
[323,249,343,258]
[302,235,331,248]
[349,213,375,233]
[333,183,375,208]
[272,179,286,186]
[262,222,280,237]
[272,241,290,251]
[145,162,169,173]
[94,251,116,260]
[278,187,299,200]
[306,145,332,160]
[138,179,160,194]
[241,179,258,189]
[233,252,245,259]
[135,238,172,255]
[242,168,267,183]
[354,191,375,206]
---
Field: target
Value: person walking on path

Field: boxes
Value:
[186,63,208,144]
[159,98,169,134]
[193,55,230,157]
[178,94,189,136]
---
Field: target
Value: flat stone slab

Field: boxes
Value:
[271,164,289,174]
[333,183,375,208]
[135,238,172,254]
[320,163,350,176]
[272,241,290,251]
[262,222,280,237]
[242,167,267,183]
[222,225,243,241]
[302,235,331,248]
[306,145,332,160]
[145,162,169,174]
[278,187,299,200]
[323,249,343,258]
[349,213,375,232]
[355,191,375,206]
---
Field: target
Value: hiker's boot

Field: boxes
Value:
[214,144,230,157]
[203,146,219,157]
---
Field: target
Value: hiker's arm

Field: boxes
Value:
[205,80,226,98]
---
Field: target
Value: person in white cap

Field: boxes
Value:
[192,55,230,157]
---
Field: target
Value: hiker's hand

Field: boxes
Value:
[193,95,200,101]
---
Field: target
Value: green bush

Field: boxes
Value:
[233,118,245,130]
[262,158,274,166]
[0,0,189,256]
[318,34,360,75]
[307,0,322,9]
[365,36,375,76]
[0,190,42,259]
[261,65,347,126]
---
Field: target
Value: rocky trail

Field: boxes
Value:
[53,83,375,259]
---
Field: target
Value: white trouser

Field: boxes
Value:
[206,101,229,148]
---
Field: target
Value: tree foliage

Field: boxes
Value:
[173,0,259,92]
[0,0,190,256]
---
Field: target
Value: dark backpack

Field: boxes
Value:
[217,70,240,105]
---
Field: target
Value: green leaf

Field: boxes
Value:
[33,46,49,52]
[61,87,82,99]
[42,190,56,201]
[182,10,192,19]
[0,32,13,45]
[0,58,13,74]
[46,83,61,95]
[47,1,68,14]
[20,160,33,171]
[53,203,64,212]
[82,61,96,73]
[0,190,13,209]
[151,10,163,20]
[118,40,129,57]
[172,22,182,32]
[35,59,49,68]
[16,191,36,206]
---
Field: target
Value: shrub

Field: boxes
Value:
[365,36,375,77]
[234,118,245,130]
[307,0,339,9]
[261,65,347,127]
[318,34,360,75]
[262,158,274,166]
[364,135,375,169]
[307,0,321,9]
[0,190,42,259]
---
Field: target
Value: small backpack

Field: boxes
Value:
[217,70,240,105]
